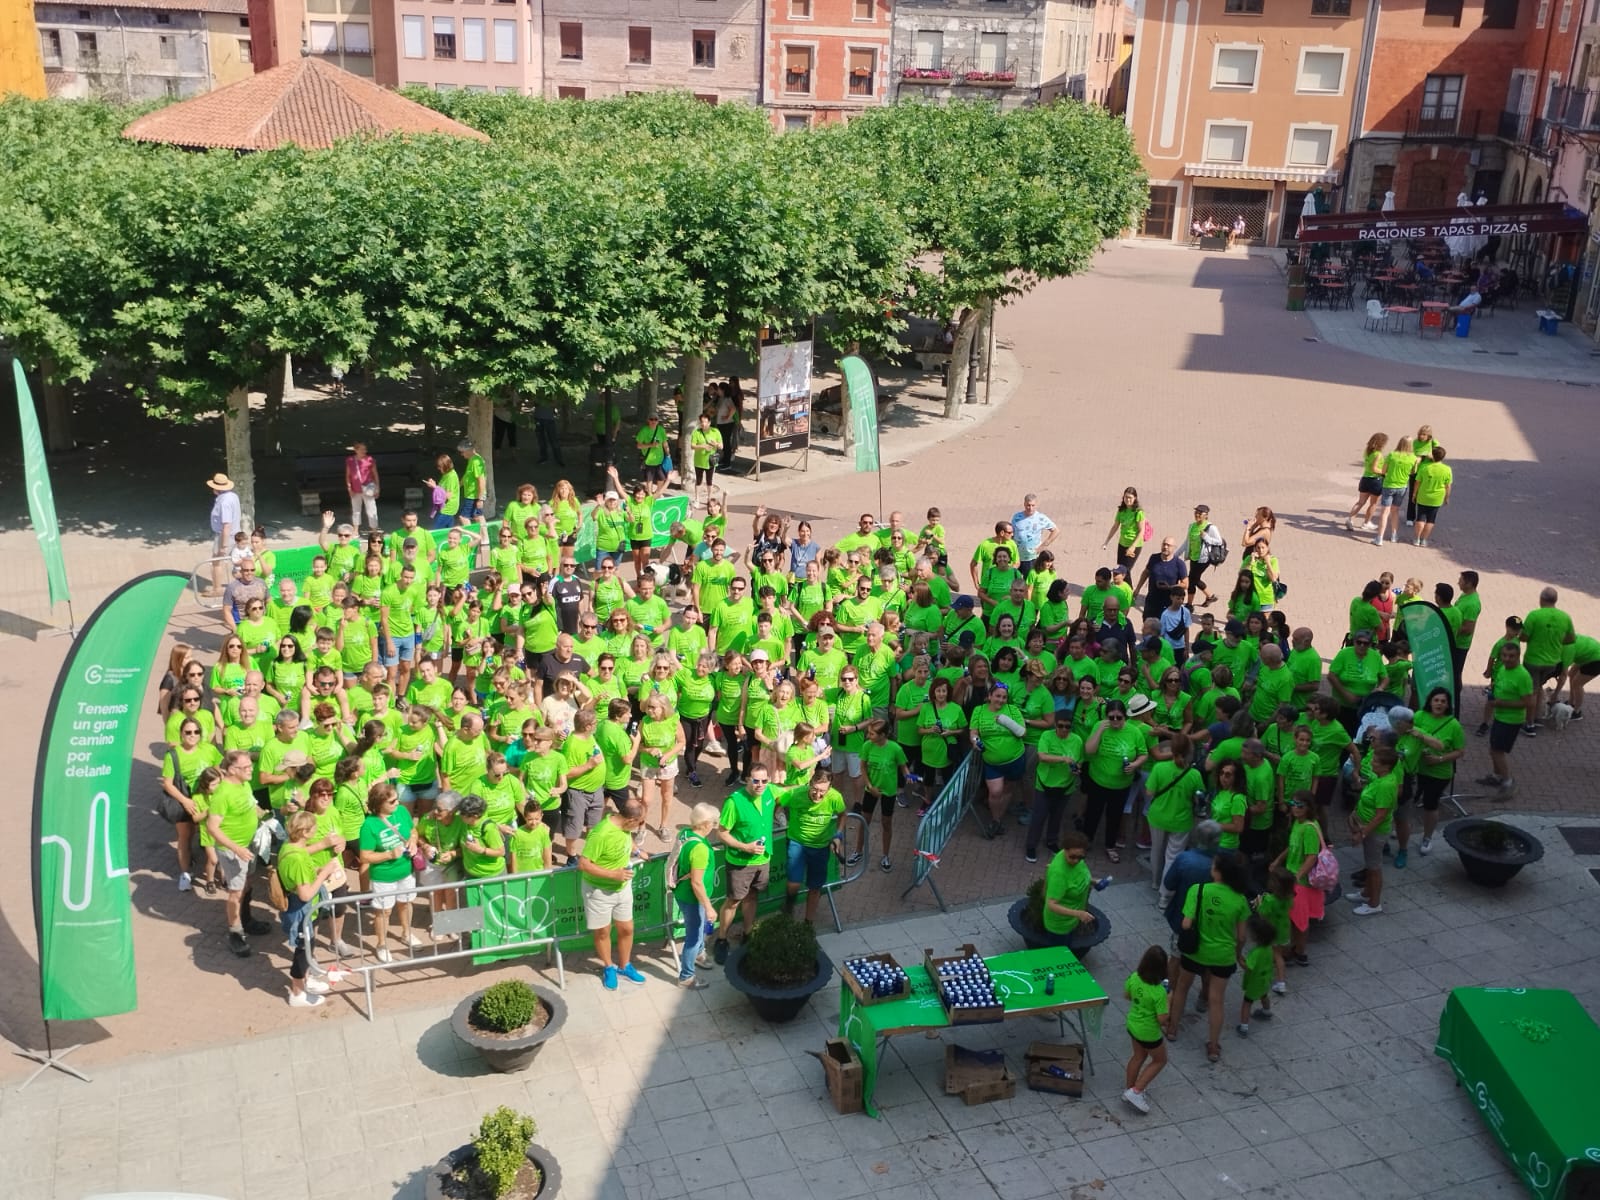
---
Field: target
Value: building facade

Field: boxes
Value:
[763,0,892,130]
[379,0,540,92]
[37,0,248,99]
[539,0,760,103]
[1125,0,1369,243]
[888,0,1066,108]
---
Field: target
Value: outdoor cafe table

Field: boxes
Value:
[838,946,1109,1117]
[1435,987,1600,1200]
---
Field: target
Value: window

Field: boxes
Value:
[849,47,875,95]
[1223,0,1264,12]
[784,114,810,131]
[238,37,251,62]
[559,22,581,59]
[403,14,424,58]
[308,21,337,53]
[158,34,176,60]
[1560,0,1573,29]
[1506,69,1534,112]
[693,29,715,68]
[854,0,873,16]
[1204,121,1249,162]
[784,45,813,93]
[1422,73,1463,129]
[155,11,170,23]
[465,85,487,93]
[343,22,370,54]
[976,32,1007,71]
[912,29,943,69]
[628,26,651,65]
[1297,49,1345,93]
[1287,125,1334,166]
[1310,0,1351,13]
[41,29,61,66]
[1424,0,1463,25]
[493,18,514,62]
[239,16,248,27]
[557,85,586,99]
[433,17,455,59]
[1212,46,1259,89]
[1483,0,1518,27]
[165,78,180,97]
[463,17,484,61]
[789,0,811,16]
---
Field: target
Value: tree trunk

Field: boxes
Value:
[261,352,290,457]
[965,300,986,408]
[681,354,705,470]
[420,361,438,443]
[467,393,496,517]
[38,356,73,452]
[223,386,256,529]
[643,373,659,420]
[943,308,979,419]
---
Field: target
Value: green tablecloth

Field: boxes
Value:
[838,947,1108,1117]
[1435,987,1600,1200]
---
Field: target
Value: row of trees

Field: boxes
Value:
[0,90,1147,517]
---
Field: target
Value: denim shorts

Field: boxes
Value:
[1379,486,1406,508]
[786,839,832,889]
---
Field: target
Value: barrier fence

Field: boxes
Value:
[901,751,981,911]
[313,815,868,1019]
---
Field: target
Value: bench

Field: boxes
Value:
[292,450,426,516]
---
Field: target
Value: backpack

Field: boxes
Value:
[1205,524,1230,567]
[666,829,710,891]
[1305,824,1341,891]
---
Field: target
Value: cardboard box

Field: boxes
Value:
[943,1044,1016,1106]
[842,952,909,1007]
[1024,1042,1085,1097]
[925,945,1004,1025]
[821,1038,864,1115]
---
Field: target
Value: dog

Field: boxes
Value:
[1550,701,1574,730]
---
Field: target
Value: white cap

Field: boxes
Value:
[748,649,769,661]
[604,490,620,500]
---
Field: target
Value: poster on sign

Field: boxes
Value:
[756,337,813,469]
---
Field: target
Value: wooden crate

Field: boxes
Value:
[842,952,909,1007]
[925,945,1004,1025]
[1024,1041,1085,1097]
[943,1044,1015,1106]
[821,1038,863,1115]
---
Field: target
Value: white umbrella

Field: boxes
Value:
[1302,191,1318,216]
[1381,190,1395,213]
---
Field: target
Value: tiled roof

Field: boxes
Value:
[49,0,249,13]
[121,56,490,150]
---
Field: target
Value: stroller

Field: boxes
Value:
[1338,690,1403,807]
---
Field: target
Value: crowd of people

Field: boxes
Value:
[176,424,1592,1095]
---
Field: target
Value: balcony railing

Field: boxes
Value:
[784,68,812,93]
[1547,84,1600,131]
[1497,109,1552,151]
[1402,106,1480,138]
[897,55,953,82]
[959,58,1019,86]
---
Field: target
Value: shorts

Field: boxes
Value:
[983,756,1026,783]
[1393,775,1416,810]
[642,465,667,485]
[695,466,715,485]
[218,848,253,893]
[1131,1034,1165,1051]
[630,538,652,552]
[1358,475,1382,496]
[1290,883,1325,931]
[418,862,461,888]
[870,706,890,723]
[371,875,417,910]
[897,743,922,775]
[1361,833,1384,872]
[1180,957,1235,980]
[1488,721,1521,753]
[786,840,832,889]
[562,786,605,841]
[1528,664,1561,689]
[727,862,770,900]
[397,781,439,807]
[1415,504,1441,522]
[1578,659,1600,679]
[582,881,634,929]
[1416,775,1447,812]
[856,792,891,817]
[462,499,483,519]
[642,760,679,781]
[605,786,631,808]
[1379,486,1406,508]
[835,752,862,779]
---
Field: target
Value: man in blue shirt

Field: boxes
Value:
[1011,494,1058,575]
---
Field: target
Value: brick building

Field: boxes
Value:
[763,0,892,130]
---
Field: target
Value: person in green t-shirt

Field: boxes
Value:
[1027,711,1083,864]
[1043,832,1096,937]
[969,684,1028,837]
[1348,746,1398,914]
[858,720,907,873]
[206,750,269,958]
[358,783,419,962]
[780,775,847,924]
[712,769,779,962]
[1236,915,1277,1035]
[1168,851,1250,1059]
[508,800,554,873]
[456,439,486,519]
[276,811,344,1008]
[673,803,721,987]
[578,799,649,990]
[1372,436,1418,546]
[1412,444,1453,547]
[458,794,507,880]
[689,413,723,509]
[1121,943,1171,1114]
[1272,792,1323,963]
[1484,640,1536,791]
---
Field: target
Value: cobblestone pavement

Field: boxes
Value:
[5,811,1597,1200]
[2,242,1598,1156]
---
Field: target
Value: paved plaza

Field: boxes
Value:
[2,242,1599,1197]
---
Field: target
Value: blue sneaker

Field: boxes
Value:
[1394,849,1408,869]
[603,965,618,990]
[620,963,646,985]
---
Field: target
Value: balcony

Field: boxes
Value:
[1547,85,1600,132]
[959,58,1019,87]
[1498,109,1552,154]
[897,55,953,83]
[1402,106,1480,138]
[784,68,812,93]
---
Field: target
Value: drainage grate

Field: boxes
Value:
[1303,337,1320,343]
[887,460,911,468]
[1558,826,1600,855]
[1404,381,1433,388]
[1494,350,1519,356]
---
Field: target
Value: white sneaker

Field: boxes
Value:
[333,940,359,957]
[1404,519,1414,527]
[288,990,325,1008]
[178,872,192,892]
[1353,903,1384,916]
[1347,516,1358,531]
[1362,521,1378,531]
[304,976,331,994]
[1344,891,1368,902]
[375,947,393,964]
[405,934,424,949]
[1419,835,1433,855]
[1271,981,1287,995]
[1122,1087,1151,1114]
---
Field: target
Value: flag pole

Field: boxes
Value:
[14,1020,91,1088]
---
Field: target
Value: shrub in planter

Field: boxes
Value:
[451,979,567,1073]
[1442,818,1544,888]
[476,1108,537,1198]
[725,912,834,1022]
[475,981,539,1033]
[1008,876,1111,959]
[426,1106,562,1200]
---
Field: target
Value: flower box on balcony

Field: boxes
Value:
[961,71,1017,86]
[900,67,954,81]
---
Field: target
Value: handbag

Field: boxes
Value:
[1305,823,1341,890]
[1272,580,1289,601]
[1177,883,1203,955]
[159,752,192,825]
[383,815,427,876]
[268,867,290,912]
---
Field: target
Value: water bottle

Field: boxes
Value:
[1093,875,1114,891]
[973,735,985,752]
[703,918,716,936]
[1044,972,1056,997]
[906,770,923,784]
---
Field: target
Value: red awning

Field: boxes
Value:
[1299,203,1588,244]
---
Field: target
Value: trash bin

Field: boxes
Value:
[1455,312,1472,337]
[1287,283,1306,312]
[1537,310,1560,335]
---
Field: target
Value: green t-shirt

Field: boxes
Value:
[460,817,505,878]
[780,784,846,848]
[360,808,415,883]
[509,824,553,872]
[1356,771,1398,837]
[693,559,735,615]
[1250,664,1295,724]
[460,454,485,503]
[1243,943,1275,1001]
[970,704,1025,766]
[1182,883,1250,967]
[862,739,907,797]
[892,680,930,745]
[1035,728,1083,792]
[1381,450,1418,489]
[441,735,489,790]
[1211,791,1247,850]
[210,779,260,850]
[1492,664,1534,724]
[563,733,606,790]
[1285,818,1321,876]
[480,772,527,826]
[1145,762,1201,833]
[1522,607,1574,667]
[1042,853,1091,935]
[1414,460,1452,507]
[1125,973,1169,1043]
[719,786,778,866]
[581,816,634,891]
[1329,646,1381,700]
[690,427,722,469]
[918,701,965,770]
[1086,723,1144,790]
[1257,892,1291,946]
[1276,749,1317,800]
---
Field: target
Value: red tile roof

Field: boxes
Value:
[121,57,489,150]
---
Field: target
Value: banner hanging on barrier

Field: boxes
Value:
[33,570,187,1021]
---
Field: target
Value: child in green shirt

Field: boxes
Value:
[1236,915,1277,1037]
[508,800,553,873]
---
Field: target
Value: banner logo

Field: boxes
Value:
[39,791,129,914]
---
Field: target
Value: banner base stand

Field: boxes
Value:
[13,1041,90,1089]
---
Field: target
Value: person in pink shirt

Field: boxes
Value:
[346,441,380,534]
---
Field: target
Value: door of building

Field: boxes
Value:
[1142,186,1178,239]
[1408,161,1451,209]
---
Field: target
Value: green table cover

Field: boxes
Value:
[1435,988,1600,1200]
[839,946,1108,1117]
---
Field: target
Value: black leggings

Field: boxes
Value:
[291,930,309,982]
[681,714,710,775]
[717,720,752,776]
[1026,785,1073,855]
[1081,780,1127,849]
